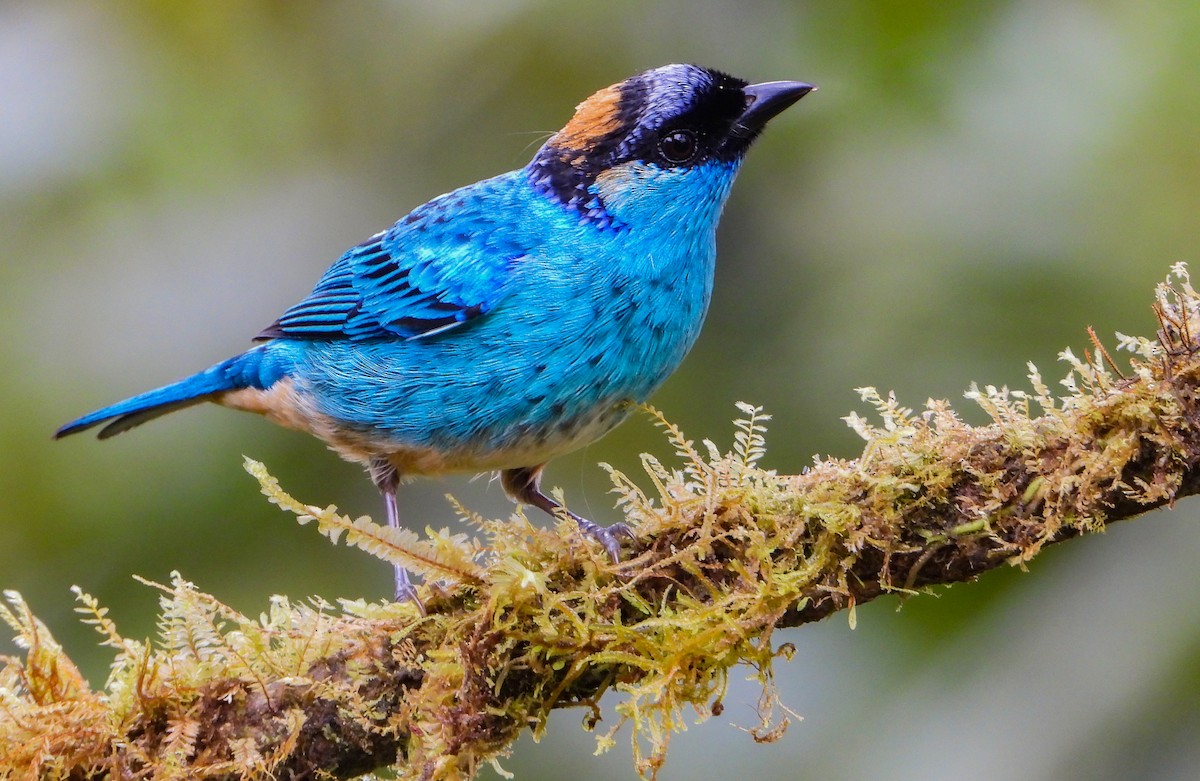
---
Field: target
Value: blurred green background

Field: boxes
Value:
[4,2,1200,779]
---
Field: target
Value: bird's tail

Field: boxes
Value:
[55,346,281,440]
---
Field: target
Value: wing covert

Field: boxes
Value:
[256,186,523,342]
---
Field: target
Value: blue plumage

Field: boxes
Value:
[56,347,283,439]
[57,64,814,601]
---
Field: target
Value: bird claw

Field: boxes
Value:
[574,517,636,562]
[393,566,426,615]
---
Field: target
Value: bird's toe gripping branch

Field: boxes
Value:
[573,516,637,562]
[500,465,637,561]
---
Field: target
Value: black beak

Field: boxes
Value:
[730,80,816,141]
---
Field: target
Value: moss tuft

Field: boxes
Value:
[5,266,1200,779]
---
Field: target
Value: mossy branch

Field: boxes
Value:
[5,266,1200,780]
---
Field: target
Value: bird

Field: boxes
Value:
[56,63,814,602]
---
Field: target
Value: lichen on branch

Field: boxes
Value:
[4,265,1200,780]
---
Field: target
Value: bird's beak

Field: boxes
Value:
[730,80,816,140]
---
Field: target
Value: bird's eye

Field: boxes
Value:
[657,129,698,165]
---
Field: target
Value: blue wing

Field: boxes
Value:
[257,181,526,342]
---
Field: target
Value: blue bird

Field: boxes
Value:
[56,64,813,601]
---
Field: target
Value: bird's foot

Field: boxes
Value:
[573,515,637,562]
[499,466,637,562]
[394,564,426,615]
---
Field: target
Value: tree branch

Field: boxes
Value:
[3,266,1200,780]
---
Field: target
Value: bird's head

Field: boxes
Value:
[528,64,814,229]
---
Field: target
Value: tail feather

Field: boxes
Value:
[55,347,282,439]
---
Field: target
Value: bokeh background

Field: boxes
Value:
[4,2,1200,779]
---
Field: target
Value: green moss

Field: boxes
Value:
[4,265,1200,780]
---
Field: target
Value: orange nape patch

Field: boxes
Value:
[552,84,624,152]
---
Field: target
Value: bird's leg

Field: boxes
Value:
[501,465,635,561]
[369,458,423,609]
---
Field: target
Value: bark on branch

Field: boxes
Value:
[3,267,1199,780]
